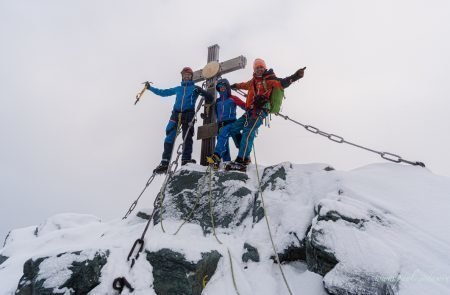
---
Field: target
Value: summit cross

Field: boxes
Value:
[192,44,247,165]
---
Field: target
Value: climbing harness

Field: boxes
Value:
[276,113,425,167]
[242,110,264,160]
[134,82,151,105]
[253,145,294,295]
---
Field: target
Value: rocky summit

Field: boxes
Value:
[1,162,450,295]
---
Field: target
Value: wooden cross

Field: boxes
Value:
[192,44,247,166]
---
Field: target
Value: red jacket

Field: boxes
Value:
[234,69,284,109]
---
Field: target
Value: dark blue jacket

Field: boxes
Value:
[216,92,245,123]
[149,81,210,112]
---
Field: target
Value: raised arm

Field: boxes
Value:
[230,81,251,90]
[147,85,178,97]
[278,67,306,88]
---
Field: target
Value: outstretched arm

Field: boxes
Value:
[230,81,251,90]
[195,86,214,103]
[147,84,178,97]
[230,95,246,110]
[279,67,306,88]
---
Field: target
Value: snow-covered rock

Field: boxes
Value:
[0,162,449,295]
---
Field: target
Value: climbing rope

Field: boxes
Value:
[207,166,242,295]
[253,144,294,295]
[276,112,425,167]
[227,248,241,295]
[158,100,204,233]
[208,166,223,245]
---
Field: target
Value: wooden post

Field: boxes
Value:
[191,44,247,165]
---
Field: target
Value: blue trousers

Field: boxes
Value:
[161,111,195,162]
[229,111,267,160]
[214,120,239,161]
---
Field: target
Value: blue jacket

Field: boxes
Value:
[215,92,245,123]
[149,81,210,112]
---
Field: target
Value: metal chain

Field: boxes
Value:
[112,277,134,294]
[276,113,426,167]
[158,97,206,233]
[113,89,205,289]
[122,172,157,219]
[113,97,207,291]
[121,111,184,220]
[126,97,206,263]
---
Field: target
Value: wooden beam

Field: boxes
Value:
[192,55,247,83]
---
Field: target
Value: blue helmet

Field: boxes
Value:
[216,78,231,97]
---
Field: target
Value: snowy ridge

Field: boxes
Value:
[1,163,449,294]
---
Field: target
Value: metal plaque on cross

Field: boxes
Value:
[192,44,247,166]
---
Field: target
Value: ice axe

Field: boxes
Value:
[134,81,152,105]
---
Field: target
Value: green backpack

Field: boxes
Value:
[262,80,285,114]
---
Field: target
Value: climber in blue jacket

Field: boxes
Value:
[207,78,246,170]
[146,67,212,174]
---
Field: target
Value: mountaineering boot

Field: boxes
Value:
[181,159,196,166]
[225,157,247,172]
[206,153,221,171]
[243,157,251,165]
[153,160,169,174]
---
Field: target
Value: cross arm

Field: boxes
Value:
[192,55,247,83]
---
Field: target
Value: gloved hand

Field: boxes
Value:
[253,95,269,109]
[230,83,238,89]
[292,67,306,81]
[144,81,152,89]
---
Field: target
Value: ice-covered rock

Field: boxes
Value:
[306,196,400,294]
[1,162,449,295]
[15,249,108,294]
[146,248,221,295]
[152,169,260,233]
[35,213,101,237]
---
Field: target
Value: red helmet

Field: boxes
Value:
[180,67,193,74]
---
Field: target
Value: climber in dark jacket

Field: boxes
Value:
[207,79,245,170]
[147,67,213,174]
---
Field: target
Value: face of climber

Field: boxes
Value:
[182,72,193,81]
[218,84,226,93]
[254,66,265,77]
[181,67,194,81]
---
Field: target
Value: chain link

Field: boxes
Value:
[276,113,425,167]
[123,97,206,273]
[122,173,157,219]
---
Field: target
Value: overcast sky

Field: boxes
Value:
[1,0,450,242]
